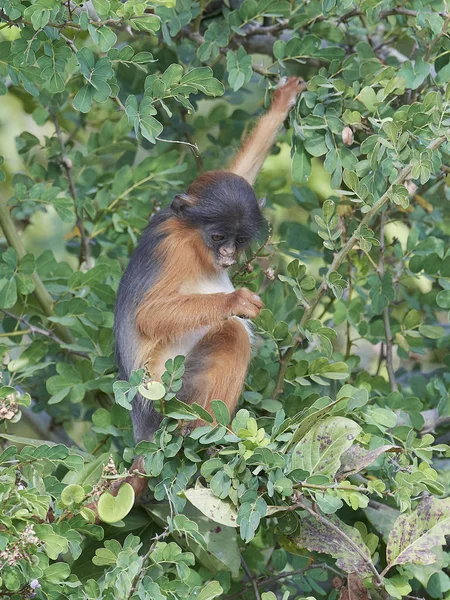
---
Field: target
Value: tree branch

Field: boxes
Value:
[0,194,74,345]
[51,114,92,269]
[273,134,448,398]
[379,211,398,392]
[1,309,87,358]
[241,556,261,600]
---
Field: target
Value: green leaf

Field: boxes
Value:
[73,85,94,113]
[0,278,17,308]
[183,486,238,527]
[358,86,377,112]
[196,582,224,600]
[418,325,446,339]
[211,400,230,426]
[61,484,85,506]
[292,143,311,183]
[291,416,361,476]
[436,290,450,309]
[43,562,71,584]
[139,381,166,400]
[97,482,135,524]
[179,67,225,96]
[96,27,117,52]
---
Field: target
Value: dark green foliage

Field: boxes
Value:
[1,0,450,598]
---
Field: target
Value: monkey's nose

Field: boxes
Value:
[220,245,236,257]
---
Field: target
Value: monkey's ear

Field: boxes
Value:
[259,197,266,209]
[171,193,194,216]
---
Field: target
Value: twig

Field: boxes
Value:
[224,563,341,599]
[425,13,450,62]
[156,136,200,155]
[232,225,272,280]
[379,211,398,392]
[128,529,169,597]
[273,134,448,398]
[1,310,88,358]
[0,193,74,345]
[296,499,383,586]
[241,556,262,600]
[52,114,92,269]
[2,13,157,31]
[243,19,289,36]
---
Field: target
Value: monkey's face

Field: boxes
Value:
[202,228,251,269]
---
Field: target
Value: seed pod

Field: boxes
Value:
[341,126,354,146]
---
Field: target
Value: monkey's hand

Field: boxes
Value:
[273,76,306,112]
[227,288,264,319]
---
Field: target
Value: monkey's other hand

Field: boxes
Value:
[274,76,306,110]
[228,288,264,319]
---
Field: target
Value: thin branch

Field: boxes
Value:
[128,529,169,598]
[241,556,261,600]
[273,134,448,398]
[243,19,289,36]
[425,13,450,62]
[1,310,88,358]
[2,13,158,31]
[156,136,200,155]
[0,193,74,345]
[379,211,398,392]
[225,563,341,599]
[296,499,383,586]
[51,114,92,269]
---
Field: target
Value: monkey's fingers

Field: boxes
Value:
[250,294,264,309]
[275,76,306,108]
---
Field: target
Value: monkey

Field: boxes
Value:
[114,77,305,449]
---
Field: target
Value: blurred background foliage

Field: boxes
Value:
[1,0,450,598]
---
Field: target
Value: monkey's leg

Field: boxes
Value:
[180,319,252,427]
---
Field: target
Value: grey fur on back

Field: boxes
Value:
[114,209,171,442]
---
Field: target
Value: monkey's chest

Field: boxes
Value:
[162,272,252,364]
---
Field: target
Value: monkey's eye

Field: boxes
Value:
[236,236,249,244]
[211,234,225,242]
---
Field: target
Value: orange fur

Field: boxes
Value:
[229,77,306,185]
[187,319,251,425]
[136,220,228,342]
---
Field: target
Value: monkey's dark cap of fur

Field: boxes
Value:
[183,171,265,238]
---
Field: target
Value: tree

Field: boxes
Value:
[0,0,450,598]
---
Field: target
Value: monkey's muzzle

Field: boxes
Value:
[218,256,237,268]
[218,244,237,268]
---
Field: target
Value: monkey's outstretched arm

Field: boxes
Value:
[136,288,263,340]
[228,77,306,186]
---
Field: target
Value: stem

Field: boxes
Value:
[1,310,87,357]
[297,499,383,586]
[379,211,398,392]
[273,134,447,398]
[241,556,261,600]
[425,13,450,62]
[52,114,92,269]
[0,195,74,344]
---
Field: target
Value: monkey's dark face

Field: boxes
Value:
[201,226,252,268]
[171,171,266,269]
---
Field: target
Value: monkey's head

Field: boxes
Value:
[171,171,265,268]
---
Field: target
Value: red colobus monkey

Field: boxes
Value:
[114,77,305,445]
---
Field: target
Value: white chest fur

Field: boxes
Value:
[162,271,252,364]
